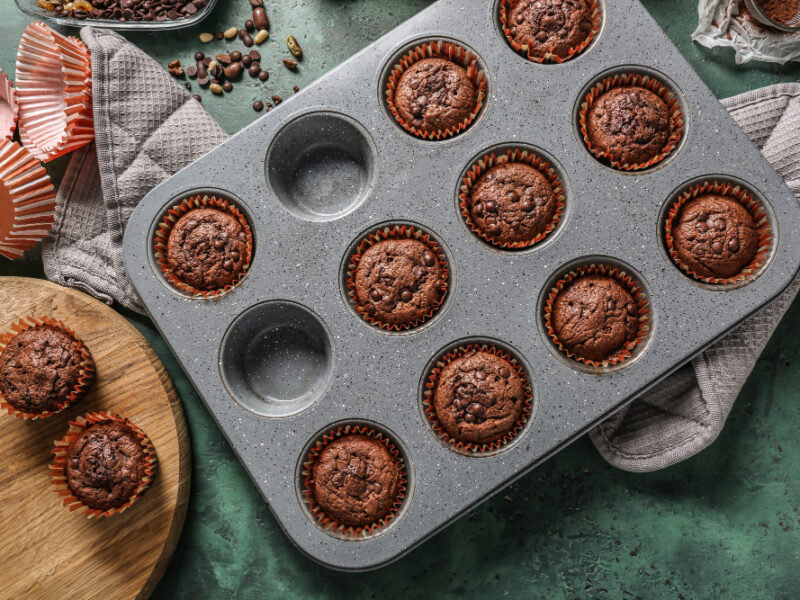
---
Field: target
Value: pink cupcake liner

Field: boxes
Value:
[16,22,93,163]
[0,139,56,260]
[0,69,18,141]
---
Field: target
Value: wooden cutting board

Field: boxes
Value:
[0,277,191,600]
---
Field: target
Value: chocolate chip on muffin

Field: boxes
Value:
[468,161,557,246]
[432,350,526,445]
[393,57,478,134]
[670,194,758,280]
[66,421,149,511]
[586,86,672,166]
[311,434,402,528]
[166,207,250,292]
[353,237,445,328]
[551,274,639,362]
[507,0,595,60]
[0,324,92,415]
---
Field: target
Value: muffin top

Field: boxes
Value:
[670,194,758,280]
[394,57,478,133]
[66,422,148,511]
[166,207,249,292]
[311,434,402,528]
[468,161,557,246]
[586,86,672,166]
[432,350,526,445]
[507,0,595,59]
[0,325,86,414]
[551,274,638,362]
[353,237,445,327]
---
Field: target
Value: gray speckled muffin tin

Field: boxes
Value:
[123,0,800,571]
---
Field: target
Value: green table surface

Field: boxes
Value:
[2,1,800,598]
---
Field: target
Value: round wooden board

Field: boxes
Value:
[0,277,191,600]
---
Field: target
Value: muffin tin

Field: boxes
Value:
[123,0,800,570]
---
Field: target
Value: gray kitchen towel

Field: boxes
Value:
[590,83,800,471]
[39,28,800,472]
[41,27,228,313]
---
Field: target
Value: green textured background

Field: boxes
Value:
[2,1,800,598]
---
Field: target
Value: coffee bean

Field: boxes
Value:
[222,81,233,92]
[224,63,243,80]
[249,50,262,61]
[239,29,254,46]
[242,55,252,67]
[258,70,269,82]
[248,63,261,77]
[253,6,269,29]
[253,100,264,111]
[230,51,243,62]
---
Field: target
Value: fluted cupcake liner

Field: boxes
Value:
[50,411,157,519]
[345,224,450,331]
[664,180,773,285]
[301,423,408,539]
[0,139,56,260]
[0,69,18,141]
[544,263,651,368]
[459,148,566,249]
[422,343,533,454]
[16,22,93,163]
[0,316,95,420]
[579,72,684,171]
[385,40,487,140]
[499,0,603,64]
[153,194,254,298]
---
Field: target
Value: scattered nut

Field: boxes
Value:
[167,59,184,77]
[215,53,232,65]
[223,26,239,39]
[192,94,202,103]
[38,0,55,10]
[286,35,303,58]
[283,58,298,70]
[254,29,269,45]
[199,32,214,43]
[242,55,253,67]
[210,83,224,95]
[249,50,261,61]
[239,29,254,47]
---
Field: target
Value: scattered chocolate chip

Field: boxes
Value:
[248,50,261,61]
[223,81,233,92]
[249,0,263,6]
[216,31,224,40]
[230,50,243,62]
[271,95,283,105]
[242,55,253,67]
[185,82,191,90]
[248,62,261,77]
[258,70,269,81]
[239,29,254,47]
[186,65,198,78]
[245,19,255,32]
[293,85,300,93]
[253,100,264,111]
[192,94,202,102]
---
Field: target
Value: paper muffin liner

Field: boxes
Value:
[50,411,157,519]
[153,194,254,298]
[345,224,450,331]
[0,316,95,420]
[543,263,651,368]
[0,139,56,260]
[16,22,93,163]
[498,0,603,64]
[664,180,773,285]
[422,343,533,454]
[385,40,487,140]
[0,69,18,141]
[459,148,566,249]
[578,72,684,171]
[301,423,408,538]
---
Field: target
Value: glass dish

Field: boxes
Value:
[13,0,218,32]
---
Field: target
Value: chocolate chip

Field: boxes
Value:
[728,238,740,252]
[245,19,255,32]
[239,29,254,46]
[400,289,413,302]
[248,62,261,77]
[258,70,269,82]
[192,94,202,102]
[242,55,252,67]
[499,367,510,378]
[370,288,382,301]
[421,251,435,267]
[271,95,283,105]
[253,100,264,111]
[223,81,233,92]
[186,65,198,78]
[230,51,243,62]
[249,0,263,6]
[711,241,724,253]
[626,303,637,315]
[293,85,300,93]
[249,50,261,61]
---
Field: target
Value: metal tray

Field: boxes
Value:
[123,0,800,571]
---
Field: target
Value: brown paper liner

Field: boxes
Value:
[153,194,254,298]
[0,69,18,141]
[498,0,603,64]
[0,316,95,420]
[301,424,408,538]
[664,180,773,285]
[544,263,651,368]
[459,148,566,249]
[16,22,93,163]
[422,343,533,454]
[385,40,487,140]
[0,139,56,260]
[579,72,684,171]
[50,411,157,519]
[345,224,449,331]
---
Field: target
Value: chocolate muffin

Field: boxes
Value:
[166,207,249,292]
[66,421,149,511]
[0,324,91,415]
[432,350,526,445]
[551,274,638,362]
[353,237,445,328]
[311,434,402,528]
[586,86,672,166]
[670,194,758,279]
[468,161,557,246]
[507,0,596,60]
[393,57,478,134]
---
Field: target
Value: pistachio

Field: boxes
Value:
[223,26,239,39]
[254,29,269,44]
[286,35,303,57]
[199,32,214,43]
